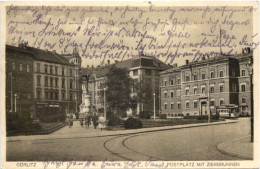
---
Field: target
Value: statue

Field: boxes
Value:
[82,73,91,93]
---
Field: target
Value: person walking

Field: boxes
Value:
[98,114,106,131]
[92,113,98,129]
[85,114,92,128]
[80,118,84,127]
[69,114,73,128]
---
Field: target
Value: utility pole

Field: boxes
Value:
[104,88,106,121]
[153,93,156,120]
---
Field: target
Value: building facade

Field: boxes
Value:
[81,56,171,115]
[6,45,34,117]
[160,51,253,118]
[6,44,80,120]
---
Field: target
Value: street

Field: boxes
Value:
[7,118,251,161]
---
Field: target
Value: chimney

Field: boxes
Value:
[91,65,94,68]
[242,48,245,55]
[185,60,189,65]
[107,60,110,65]
[173,63,177,68]
[247,47,251,53]
[115,60,119,63]
[87,65,89,68]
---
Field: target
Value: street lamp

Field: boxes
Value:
[246,58,253,142]
[104,88,107,121]
[153,93,156,120]
[14,93,17,113]
[8,72,13,112]
[75,95,78,113]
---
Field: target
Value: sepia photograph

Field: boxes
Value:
[1,1,259,169]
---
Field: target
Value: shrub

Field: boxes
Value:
[159,114,167,119]
[139,111,151,119]
[212,113,220,120]
[124,117,142,129]
[197,115,209,120]
[108,115,122,126]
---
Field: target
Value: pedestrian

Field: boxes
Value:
[86,114,92,128]
[80,118,84,127]
[69,115,73,128]
[92,113,99,129]
[98,114,106,131]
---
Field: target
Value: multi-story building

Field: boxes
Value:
[6,44,80,119]
[6,44,34,116]
[160,51,253,118]
[81,56,171,115]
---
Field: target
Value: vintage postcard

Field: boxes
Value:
[1,1,259,169]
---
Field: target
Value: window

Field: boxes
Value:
[19,64,23,71]
[26,65,30,72]
[45,91,48,99]
[201,73,206,80]
[241,84,246,92]
[178,103,181,110]
[170,79,174,85]
[44,77,48,87]
[50,66,53,74]
[70,69,72,76]
[164,92,167,98]
[12,63,15,70]
[242,70,246,76]
[186,76,190,82]
[133,70,138,76]
[242,98,246,103]
[194,102,198,108]
[202,87,205,94]
[37,76,41,86]
[232,84,237,92]
[62,68,65,76]
[55,78,58,87]
[170,91,174,98]
[70,80,73,89]
[164,103,167,110]
[55,92,58,100]
[210,87,214,93]
[62,79,65,88]
[220,85,224,92]
[36,90,41,99]
[220,99,224,105]
[145,69,151,75]
[50,78,53,87]
[50,92,53,100]
[185,89,189,95]
[37,63,40,72]
[210,72,214,78]
[177,78,180,84]
[171,103,174,109]
[210,100,215,106]
[164,80,167,86]
[45,65,48,73]
[220,71,224,77]
[194,88,198,95]
[194,75,197,81]
[186,102,190,109]
[55,66,58,75]
[62,92,65,100]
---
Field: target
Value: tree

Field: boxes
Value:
[103,66,133,116]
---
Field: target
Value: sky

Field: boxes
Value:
[5,3,256,68]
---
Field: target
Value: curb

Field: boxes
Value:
[216,136,253,160]
[7,120,238,142]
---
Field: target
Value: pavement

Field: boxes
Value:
[216,135,253,160]
[7,119,237,142]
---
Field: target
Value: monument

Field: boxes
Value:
[79,74,93,118]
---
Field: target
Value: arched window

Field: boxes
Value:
[242,98,246,103]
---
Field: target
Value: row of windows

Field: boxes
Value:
[164,97,248,110]
[36,90,76,101]
[12,63,30,72]
[37,76,75,89]
[37,63,77,76]
[133,69,153,76]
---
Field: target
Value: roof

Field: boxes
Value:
[81,56,172,79]
[6,45,74,66]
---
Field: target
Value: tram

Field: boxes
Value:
[215,104,239,118]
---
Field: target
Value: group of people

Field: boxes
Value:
[68,113,106,131]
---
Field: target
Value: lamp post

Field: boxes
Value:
[104,88,107,121]
[14,93,17,113]
[75,95,78,113]
[153,93,156,120]
[246,58,253,142]
[8,72,13,112]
